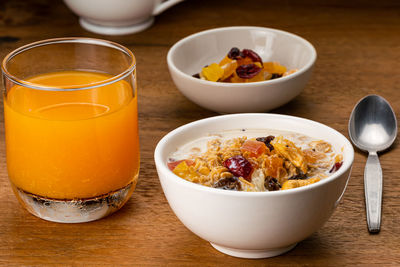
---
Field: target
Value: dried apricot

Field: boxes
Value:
[230,72,246,83]
[219,55,233,66]
[263,61,287,74]
[167,159,194,170]
[220,60,238,81]
[201,63,224,82]
[264,156,284,178]
[256,136,275,151]
[172,161,199,182]
[241,140,267,158]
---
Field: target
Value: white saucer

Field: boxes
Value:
[79,17,155,35]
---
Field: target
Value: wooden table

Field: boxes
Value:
[1,0,399,265]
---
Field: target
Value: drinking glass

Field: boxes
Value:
[1,38,139,223]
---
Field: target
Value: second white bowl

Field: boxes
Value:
[167,26,317,113]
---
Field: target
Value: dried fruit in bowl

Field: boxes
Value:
[194,47,298,83]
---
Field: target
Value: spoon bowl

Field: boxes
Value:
[348,94,397,233]
[349,95,397,152]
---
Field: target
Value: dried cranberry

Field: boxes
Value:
[236,64,262,79]
[241,49,263,66]
[227,47,241,60]
[265,177,281,191]
[214,177,241,191]
[192,73,200,79]
[256,136,275,151]
[223,155,253,181]
[329,162,343,173]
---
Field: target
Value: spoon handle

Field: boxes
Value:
[364,151,382,233]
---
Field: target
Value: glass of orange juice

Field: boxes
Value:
[1,38,140,223]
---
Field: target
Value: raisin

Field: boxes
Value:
[223,155,253,181]
[265,177,281,191]
[214,177,241,191]
[227,47,241,60]
[256,136,275,151]
[236,64,262,79]
[288,171,307,180]
[241,49,263,66]
[192,73,200,79]
[329,162,343,173]
[271,73,282,79]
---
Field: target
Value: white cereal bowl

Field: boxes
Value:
[167,27,317,113]
[154,113,354,258]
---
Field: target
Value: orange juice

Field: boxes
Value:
[4,71,139,199]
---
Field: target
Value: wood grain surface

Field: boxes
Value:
[0,0,399,266]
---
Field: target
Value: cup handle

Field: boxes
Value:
[153,0,184,16]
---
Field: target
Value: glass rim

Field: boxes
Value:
[1,37,136,91]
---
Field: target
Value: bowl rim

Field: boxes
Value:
[167,26,317,87]
[154,113,354,197]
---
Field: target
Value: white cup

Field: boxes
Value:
[64,0,184,35]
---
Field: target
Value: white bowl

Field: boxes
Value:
[167,26,317,113]
[154,114,354,258]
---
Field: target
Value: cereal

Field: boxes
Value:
[167,131,343,192]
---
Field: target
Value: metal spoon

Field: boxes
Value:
[348,95,397,233]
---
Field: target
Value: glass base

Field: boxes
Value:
[12,182,136,223]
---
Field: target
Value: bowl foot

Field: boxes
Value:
[79,17,154,35]
[210,242,297,258]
